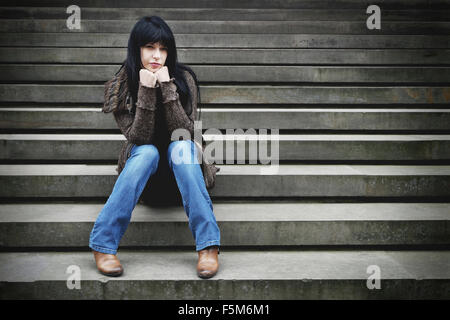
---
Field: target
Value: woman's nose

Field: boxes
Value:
[153,49,161,59]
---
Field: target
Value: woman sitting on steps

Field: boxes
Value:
[89,16,221,279]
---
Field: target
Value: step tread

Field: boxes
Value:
[2,48,448,65]
[2,134,450,141]
[1,164,450,176]
[4,0,449,9]
[0,250,448,281]
[1,203,449,222]
[2,84,448,104]
[5,64,449,68]
[1,107,450,112]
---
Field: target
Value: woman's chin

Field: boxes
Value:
[145,66,159,72]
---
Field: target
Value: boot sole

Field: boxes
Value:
[197,270,218,279]
[98,269,123,277]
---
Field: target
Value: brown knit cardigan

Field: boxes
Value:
[102,66,220,204]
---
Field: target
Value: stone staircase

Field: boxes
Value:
[0,0,449,299]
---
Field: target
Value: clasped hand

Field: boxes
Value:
[139,66,170,88]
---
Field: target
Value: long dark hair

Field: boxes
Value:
[118,16,202,120]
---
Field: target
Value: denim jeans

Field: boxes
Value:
[89,140,221,254]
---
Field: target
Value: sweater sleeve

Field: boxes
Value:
[113,81,159,145]
[159,72,197,139]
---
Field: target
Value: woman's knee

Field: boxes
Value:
[167,140,196,166]
[133,144,160,166]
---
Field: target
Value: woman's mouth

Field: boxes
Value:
[150,63,160,68]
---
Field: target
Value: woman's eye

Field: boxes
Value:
[145,46,167,50]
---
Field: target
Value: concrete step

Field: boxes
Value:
[2,108,450,131]
[1,134,450,161]
[1,48,448,65]
[5,0,450,10]
[2,20,449,35]
[3,65,449,83]
[0,250,448,299]
[2,85,448,104]
[0,202,448,248]
[1,33,448,48]
[0,164,449,198]
[1,7,447,21]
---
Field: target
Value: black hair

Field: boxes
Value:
[119,16,202,121]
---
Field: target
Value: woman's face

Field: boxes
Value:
[140,41,168,72]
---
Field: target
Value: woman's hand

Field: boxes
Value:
[139,69,157,88]
[154,66,171,83]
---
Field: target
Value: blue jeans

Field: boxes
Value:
[89,140,221,254]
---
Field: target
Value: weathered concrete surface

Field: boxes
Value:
[2,108,450,131]
[1,164,450,198]
[6,7,446,21]
[2,134,450,161]
[0,250,448,299]
[1,48,448,64]
[3,65,450,82]
[2,84,450,104]
[1,33,449,48]
[0,202,448,247]
[4,0,449,9]
[2,20,449,35]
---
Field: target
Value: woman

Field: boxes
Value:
[89,16,221,279]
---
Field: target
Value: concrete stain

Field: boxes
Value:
[443,88,450,102]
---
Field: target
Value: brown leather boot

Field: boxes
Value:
[197,246,219,279]
[93,250,123,277]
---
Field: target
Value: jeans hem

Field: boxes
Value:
[196,240,220,252]
[89,242,117,255]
